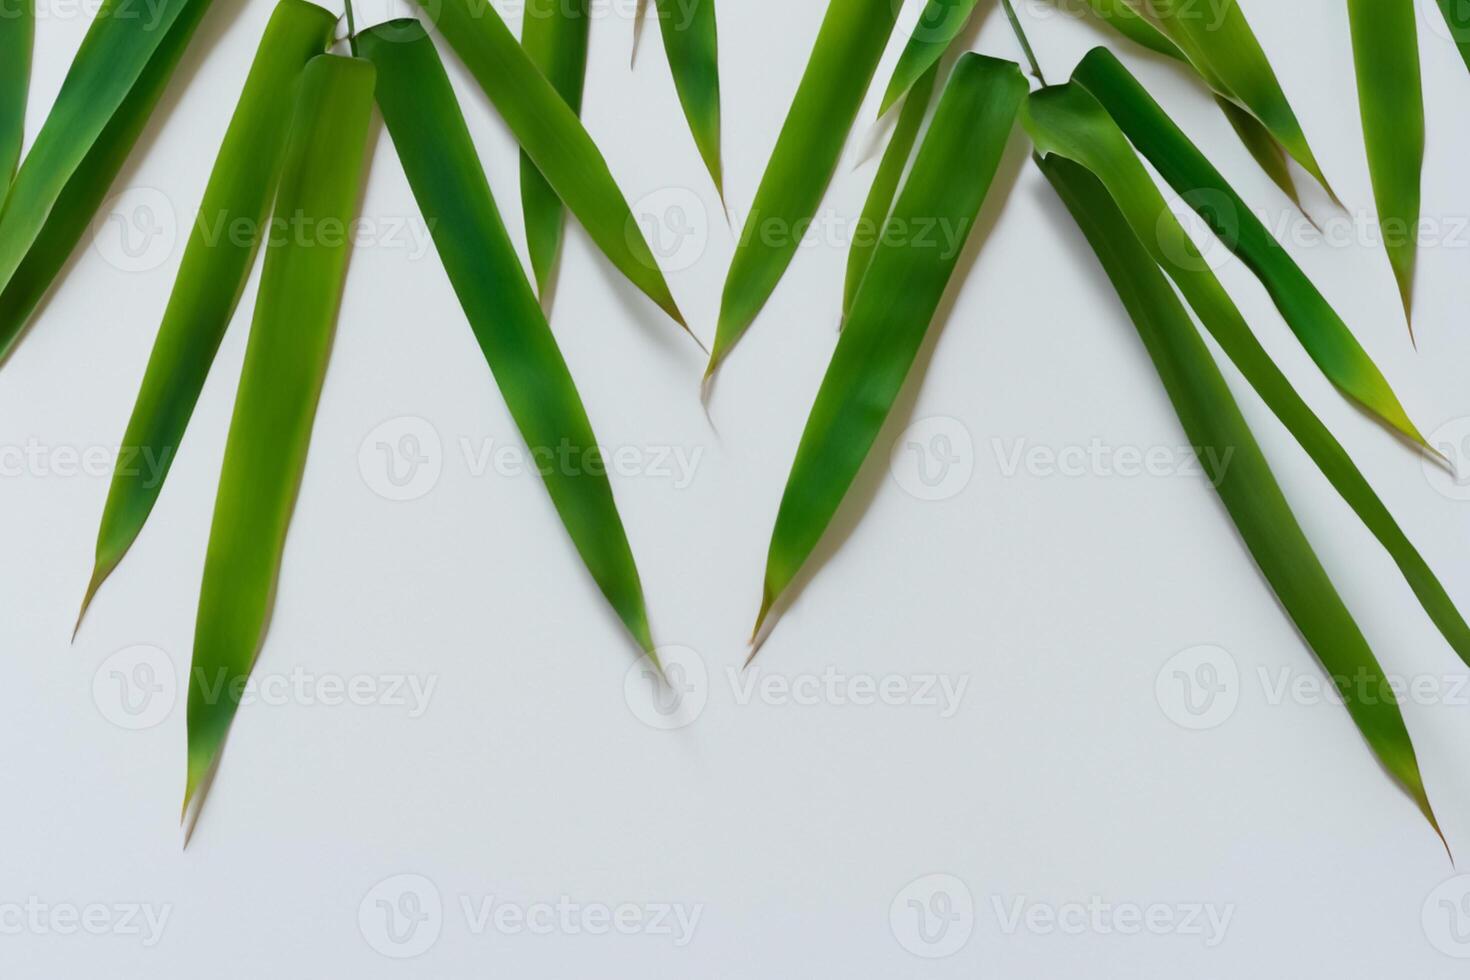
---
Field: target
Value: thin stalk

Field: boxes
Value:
[343,0,358,53]
[1000,0,1046,85]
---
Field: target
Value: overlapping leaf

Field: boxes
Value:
[184,54,376,820]
[361,20,656,655]
[757,54,1026,639]
[1036,149,1442,841]
[0,0,32,196]
[709,0,900,375]
[77,0,336,630]
[877,0,980,116]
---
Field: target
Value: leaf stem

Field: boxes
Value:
[1000,0,1046,85]
[343,0,358,54]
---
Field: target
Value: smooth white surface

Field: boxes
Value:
[4,0,1470,975]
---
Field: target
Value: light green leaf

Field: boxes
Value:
[184,53,376,820]
[709,0,900,376]
[77,0,336,632]
[520,0,590,297]
[0,0,32,196]
[757,54,1026,638]
[1348,0,1423,325]
[360,20,656,655]
[1037,149,1443,842]
[654,0,723,194]
[417,0,691,335]
[876,0,979,116]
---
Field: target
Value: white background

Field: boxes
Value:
[4,0,1470,975]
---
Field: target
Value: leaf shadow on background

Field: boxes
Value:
[0,0,239,376]
[748,129,1029,658]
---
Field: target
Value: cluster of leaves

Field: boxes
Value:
[0,0,1466,844]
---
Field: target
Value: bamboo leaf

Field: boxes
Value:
[416,0,691,335]
[654,0,723,194]
[756,54,1026,638]
[1437,0,1470,72]
[1021,81,1470,696]
[183,53,376,819]
[1036,150,1442,841]
[1071,48,1429,449]
[844,60,938,319]
[709,0,900,376]
[520,0,590,296]
[0,0,32,196]
[77,0,336,632]
[359,21,655,655]
[876,0,979,116]
[1348,0,1423,324]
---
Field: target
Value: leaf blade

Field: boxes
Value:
[876,0,979,116]
[0,0,32,196]
[654,0,723,194]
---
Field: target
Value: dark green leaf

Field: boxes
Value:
[876,0,979,116]
[0,0,32,196]
[654,0,723,194]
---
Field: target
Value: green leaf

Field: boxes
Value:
[709,0,900,376]
[1022,81,1470,698]
[756,54,1026,638]
[1036,149,1442,842]
[844,60,938,320]
[359,21,655,655]
[876,0,979,116]
[0,0,32,196]
[654,0,723,194]
[0,0,209,309]
[520,0,590,297]
[183,53,377,820]
[76,0,336,632]
[1348,0,1423,324]
[417,0,691,336]
[1437,0,1470,72]
[1071,48,1429,449]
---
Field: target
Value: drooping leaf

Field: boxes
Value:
[844,61,938,319]
[1348,0,1423,324]
[1071,48,1429,449]
[183,54,376,819]
[360,21,656,656]
[654,0,723,194]
[1021,82,1470,686]
[0,0,216,362]
[520,0,590,297]
[0,0,32,196]
[876,0,979,116]
[416,0,691,335]
[756,54,1026,638]
[709,0,900,376]
[77,0,336,631]
[1036,150,1442,841]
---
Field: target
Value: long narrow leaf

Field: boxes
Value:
[520,0,590,296]
[1021,82,1470,688]
[0,0,32,195]
[77,0,336,630]
[1036,150,1442,840]
[360,21,656,656]
[1071,48,1429,449]
[709,0,899,375]
[876,0,979,116]
[183,54,376,819]
[654,0,723,194]
[1348,0,1423,324]
[756,54,1026,638]
[844,61,938,319]
[417,0,690,334]
[1437,0,1470,71]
